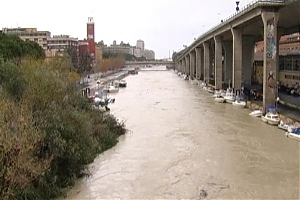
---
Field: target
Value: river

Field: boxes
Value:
[65,69,299,199]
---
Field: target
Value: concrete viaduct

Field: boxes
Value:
[124,60,175,68]
[173,0,300,113]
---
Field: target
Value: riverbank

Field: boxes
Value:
[0,58,128,200]
[201,81,300,126]
[246,101,300,127]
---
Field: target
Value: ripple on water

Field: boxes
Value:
[65,71,300,200]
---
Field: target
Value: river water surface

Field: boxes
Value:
[66,69,299,199]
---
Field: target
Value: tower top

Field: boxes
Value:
[87,17,94,24]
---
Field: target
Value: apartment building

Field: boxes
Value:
[254,32,300,85]
[2,27,50,51]
[46,35,78,57]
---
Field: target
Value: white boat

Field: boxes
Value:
[285,127,300,141]
[207,87,215,94]
[107,85,119,93]
[223,89,235,103]
[119,79,127,87]
[261,112,281,125]
[213,90,226,98]
[249,110,263,117]
[113,80,120,87]
[278,120,294,131]
[190,79,198,85]
[232,100,246,108]
[214,95,225,103]
[103,85,119,93]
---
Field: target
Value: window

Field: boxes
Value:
[285,75,293,79]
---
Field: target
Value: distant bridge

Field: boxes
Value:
[124,60,175,68]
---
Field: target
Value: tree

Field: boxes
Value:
[0,33,45,62]
[78,52,92,74]
[66,46,78,71]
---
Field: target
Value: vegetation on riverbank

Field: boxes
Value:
[0,35,126,200]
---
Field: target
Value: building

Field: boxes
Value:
[86,17,95,58]
[136,39,145,51]
[253,32,300,86]
[101,41,131,54]
[46,35,78,57]
[2,27,50,50]
[144,49,155,60]
[98,39,155,60]
[78,40,90,55]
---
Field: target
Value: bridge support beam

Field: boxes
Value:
[185,56,190,75]
[203,42,210,83]
[183,56,188,74]
[223,41,233,86]
[179,60,183,72]
[214,36,223,90]
[261,10,279,114]
[242,35,256,86]
[189,51,196,78]
[195,47,202,80]
[231,28,243,94]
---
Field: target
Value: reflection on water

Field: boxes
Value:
[65,70,299,199]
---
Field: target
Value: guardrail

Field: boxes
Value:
[177,0,287,60]
[279,93,300,107]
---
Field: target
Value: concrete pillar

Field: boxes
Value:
[214,36,223,89]
[193,51,196,77]
[261,10,279,114]
[195,47,202,80]
[185,56,190,75]
[183,57,187,73]
[223,41,233,85]
[180,60,183,72]
[231,28,243,93]
[242,36,255,86]
[203,42,210,83]
[200,48,204,80]
[189,52,196,78]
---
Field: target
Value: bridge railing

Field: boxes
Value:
[178,0,286,59]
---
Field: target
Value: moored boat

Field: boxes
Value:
[261,112,280,125]
[285,126,300,141]
[278,120,294,131]
[207,87,215,94]
[232,100,246,107]
[119,79,127,87]
[249,109,263,117]
[232,95,246,108]
[214,95,225,103]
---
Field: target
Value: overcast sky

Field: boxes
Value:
[1,0,250,59]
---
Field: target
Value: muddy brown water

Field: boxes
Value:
[65,69,299,200]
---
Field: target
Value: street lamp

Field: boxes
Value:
[236,1,240,12]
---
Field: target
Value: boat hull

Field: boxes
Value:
[214,98,225,103]
[224,98,234,103]
[249,110,262,117]
[232,101,246,108]
[262,116,280,125]
[285,132,300,141]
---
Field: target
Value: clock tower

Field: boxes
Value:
[87,17,94,41]
[86,17,95,58]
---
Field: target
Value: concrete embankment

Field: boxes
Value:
[246,101,300,127]
[81,70,129,95]
[202,81,300,126]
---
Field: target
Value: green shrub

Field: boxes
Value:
[0,58,126,199]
